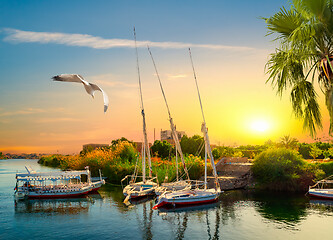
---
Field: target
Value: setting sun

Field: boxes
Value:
[251,120,270,133]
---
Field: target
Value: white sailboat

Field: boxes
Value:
[147,46,192,196]
[153,48,221,209]
[122,28,157,203]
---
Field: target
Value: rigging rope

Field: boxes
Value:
[147,46,190,181]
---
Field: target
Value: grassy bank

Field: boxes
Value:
[38,141,208,184]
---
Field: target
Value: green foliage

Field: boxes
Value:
[211,146,235,158]
[252,148,312,191]
[118,144,137,162]
[111,137,135,147]
[298,143,312,159]
[317,161,333,177]
[279,135,299,150]
[80,145,94,156]
[38,155,65,168]
[180,135,205,158]
[309,144,322,159]
[150,140,173,159]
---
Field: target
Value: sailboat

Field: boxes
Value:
[147,46,192,196]
[121,28,157,203]
[153,48,221,209]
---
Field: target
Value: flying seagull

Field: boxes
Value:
[52,74,109,113]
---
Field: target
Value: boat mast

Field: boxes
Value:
[134,27,152,180]
[188,48,219,188]
[176,143,178,181]
[147,46,190,181]
[142,139,146,183]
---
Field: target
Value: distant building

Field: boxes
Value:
[82,143,109,151]
[160,129,185,144]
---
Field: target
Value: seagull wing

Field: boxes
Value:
[90,83,109,113]
[52,74,88,84]
[52,74,109,113]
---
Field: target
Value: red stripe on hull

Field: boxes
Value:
[308,193,333,200]
[153,197,218,209]
[28,191,91,199]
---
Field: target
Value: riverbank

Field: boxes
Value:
[37,144,333,192]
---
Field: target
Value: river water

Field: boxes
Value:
[1,159,332,240]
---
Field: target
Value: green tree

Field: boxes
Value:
[150,140,173,159]
[309,144,322,159]
[264,0,333,136]
[180,135,205,158]
[111,137,135,147]
[279,135,299,149]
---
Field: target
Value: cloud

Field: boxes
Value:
[0,108,46,117]
[3,28,254,51]
[0,107,67,117]
[35,117,82,123]
[167,74,188,80]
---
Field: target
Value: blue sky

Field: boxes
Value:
[2,0,314,154]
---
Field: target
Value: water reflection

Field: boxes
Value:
[157,202,221,240]
[309,199,333,215]
[14,193,102,215]
[253,191,308,224]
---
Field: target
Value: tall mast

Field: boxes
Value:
[142,140,146,183]
[147,46,190,181]
[134,27,152,179]
[189,48,219,186]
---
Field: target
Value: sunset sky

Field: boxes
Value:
[0,0,331,154]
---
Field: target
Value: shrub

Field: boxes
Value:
[317,161,333,177]
[252,148,312,191]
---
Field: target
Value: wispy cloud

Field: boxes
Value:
[3,28,254,51]
[35,117,82,123]
[0,107,67,117]
[0,108,46,117]
[167,74,188,80]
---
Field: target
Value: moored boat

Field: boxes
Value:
[14,166,105,200]
[308,175,333,200]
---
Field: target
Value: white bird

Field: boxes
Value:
[52,74,109,113]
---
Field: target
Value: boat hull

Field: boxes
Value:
[308,189,333,200]
[123,181,157,199]
[90,180,105,192]
[15,186,93,199]
[153,189,221,209]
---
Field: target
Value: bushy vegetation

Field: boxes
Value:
[252,148,322,191]
[150,140,173,159]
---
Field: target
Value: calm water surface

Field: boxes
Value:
[1,159,333,240]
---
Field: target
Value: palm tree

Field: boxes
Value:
[264,0,333,136]
[279,135,299,149]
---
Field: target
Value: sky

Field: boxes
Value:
[0,0,331,154]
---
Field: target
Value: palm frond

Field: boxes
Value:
[265,6,303,40]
